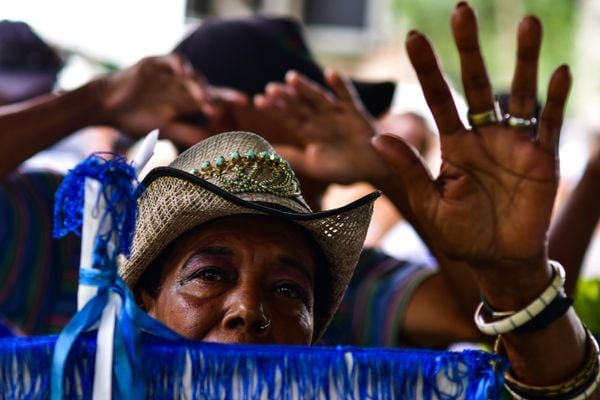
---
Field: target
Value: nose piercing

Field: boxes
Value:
[257,319,271,332]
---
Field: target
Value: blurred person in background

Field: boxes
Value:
[0,21,224,333]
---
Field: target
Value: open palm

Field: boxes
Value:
[374,4,571,266]
[255,70,390,185]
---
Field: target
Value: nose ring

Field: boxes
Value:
[257,319,271,332]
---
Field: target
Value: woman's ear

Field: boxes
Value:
[135,288,157,316]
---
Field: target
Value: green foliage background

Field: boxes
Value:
[392,0,579,100]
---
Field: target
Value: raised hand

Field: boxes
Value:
[0,53,252,176]
[373,4,570,268]
[371,3,595,388]
[98,54,248,147]
[254,70,390,185]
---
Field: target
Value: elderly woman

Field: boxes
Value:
[116,3,599,398]
[120,131,377,345]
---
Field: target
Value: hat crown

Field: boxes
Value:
[170,131,307,208]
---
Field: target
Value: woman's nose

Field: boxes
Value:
[221,288,271,336]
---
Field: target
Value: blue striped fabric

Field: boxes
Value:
[0,171,80,335]
[321,247,435,347]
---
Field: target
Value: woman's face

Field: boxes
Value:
[138,214,319,345]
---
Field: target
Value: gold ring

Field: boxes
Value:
[467,101,503,128]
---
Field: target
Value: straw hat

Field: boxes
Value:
[119,131,378,341]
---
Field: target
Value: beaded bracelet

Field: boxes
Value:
[495,328,600,400]
[481,292,573,334]
[474,260,566,335]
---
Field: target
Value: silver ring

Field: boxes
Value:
[503,113,537,129]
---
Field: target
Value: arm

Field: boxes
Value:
[373,2,596,391]
[0,85,104,177]
[0,54,235,178]
[549,150,600,295]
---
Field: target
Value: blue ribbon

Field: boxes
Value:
[50,153,181,399]
[51,268,182,399]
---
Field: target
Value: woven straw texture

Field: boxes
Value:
[119,131,376,340]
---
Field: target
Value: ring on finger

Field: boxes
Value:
[467,101,503,128]
[503,114,537,129]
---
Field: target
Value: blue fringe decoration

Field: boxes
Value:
[52,152,139,261]
[0,333,508,399]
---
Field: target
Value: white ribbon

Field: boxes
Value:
[75,130,158,399]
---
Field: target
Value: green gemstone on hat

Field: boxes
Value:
[201,161,211,170]
[245,150,256,159]
[230,151,240,160]
[271,154,280,161]
[259,151,269,158]
[190,168,199,175]
[215,156,225,166]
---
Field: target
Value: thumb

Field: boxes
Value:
[324,69,354,102]
[371,133,438,219]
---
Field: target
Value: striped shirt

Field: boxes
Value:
[321,247,435,347]
[0,171,79,335]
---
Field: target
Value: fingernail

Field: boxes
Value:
[265,82,278,93]
[560,64,571,77]
[285,70,297,81]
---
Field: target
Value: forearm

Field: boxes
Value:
[0,80,105,178]
[549,166,600,294]
[476,256,589,385]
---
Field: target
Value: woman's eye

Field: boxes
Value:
[192,268,226,282]
[276,283,305,301]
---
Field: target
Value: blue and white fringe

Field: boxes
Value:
[0,333,507,399]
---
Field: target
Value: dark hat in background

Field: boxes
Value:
[174,16,395,117]
[0,20,64,104]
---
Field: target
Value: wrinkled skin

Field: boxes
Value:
[137,215,319,345]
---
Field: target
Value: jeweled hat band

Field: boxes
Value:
[189,149,300,198]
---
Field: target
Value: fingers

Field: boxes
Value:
[324,69,362,109]
[155,53,187,76]
[205,86,248,118]
[255,83,312,123]
[285,71,337,112]
[266,82,312,120]
[254,84,308,147]
[451,2,494,114]
[538,65,571,153]
[406,31,464,135]
[509,17,542,118]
